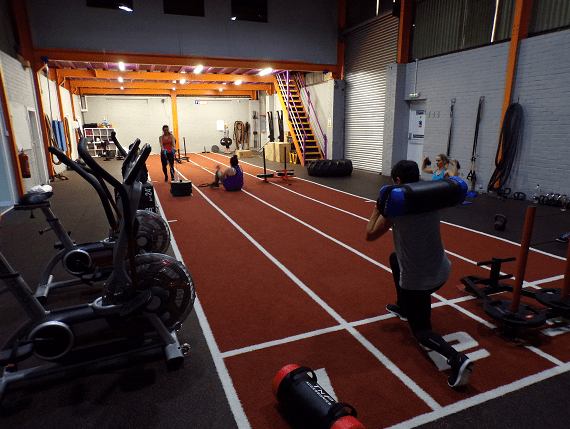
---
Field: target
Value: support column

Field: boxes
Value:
[494,0,533,187]
[501,0,534,123]
[55,70,71,157]
[65,79,80,160]
[32,63,54,178]
[12,0,54,178]
[334,0,346,80]
[170,91,179,151]
[397,0,414,64]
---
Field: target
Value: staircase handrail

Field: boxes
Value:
[276,71,308,155]
[294,73,327,159]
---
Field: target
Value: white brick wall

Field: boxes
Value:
[390,29,570,198]
[0,51,50,198]
[510,31,570,198]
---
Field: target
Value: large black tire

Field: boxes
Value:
[306,159,353,177]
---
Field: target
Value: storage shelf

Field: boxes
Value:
[84,128,115,158]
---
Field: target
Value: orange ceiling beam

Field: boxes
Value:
[78,88,256,97]
[57,69,275,84]
[33,48,337,74]
[70,81,272,92]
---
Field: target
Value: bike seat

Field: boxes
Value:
[14,192,53,209]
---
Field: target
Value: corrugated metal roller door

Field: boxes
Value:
[344,14,399,173]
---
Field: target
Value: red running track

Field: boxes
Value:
[145,153,570,429]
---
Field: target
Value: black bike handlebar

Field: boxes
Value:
[124,143,151,186]
[121,138,141,175]
[110,131,128,158]
[47,145,118,231]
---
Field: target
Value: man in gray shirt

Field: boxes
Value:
[366,159,474,388]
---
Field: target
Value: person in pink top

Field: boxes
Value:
[159,125,176,181]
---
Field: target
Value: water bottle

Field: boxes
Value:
[478,182,483,194]
[533,184,540,203]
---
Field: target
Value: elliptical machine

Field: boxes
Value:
[0,138,195,401]
[23,138,170,303]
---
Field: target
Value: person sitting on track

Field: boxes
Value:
[365,159,474,388]
[422,154,458,180]
[210,155,244,191]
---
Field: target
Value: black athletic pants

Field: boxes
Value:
[161,152,175,180]
[389,252,458,360]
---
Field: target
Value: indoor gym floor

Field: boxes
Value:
[1,149,570,428]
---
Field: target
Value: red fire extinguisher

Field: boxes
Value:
[18,150,31,178]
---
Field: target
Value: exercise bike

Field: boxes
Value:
[22,138,170,303]
[0,139,195,401]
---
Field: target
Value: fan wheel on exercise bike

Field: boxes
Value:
[134,210,171,254]
[126,253,196,330]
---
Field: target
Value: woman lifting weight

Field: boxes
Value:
[422,153,458,180]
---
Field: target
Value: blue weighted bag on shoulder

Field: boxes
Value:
[377,176,468,217]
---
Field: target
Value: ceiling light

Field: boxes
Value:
[120,86,124,90]
[172,87,176,91]
[194,65,203,74]
[118,5,133,12]
[180,78,186,84]
[118,62,125,71]
[235,80,242,85]
[231,16,237,21]
[259,68,272,76]
[173,80,177,84]
[118,76,123,83]
[219,88,223,92]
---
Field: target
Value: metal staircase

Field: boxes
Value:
[275,72,326,165]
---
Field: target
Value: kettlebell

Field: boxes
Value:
[494,214,507,231]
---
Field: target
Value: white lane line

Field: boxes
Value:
[186,157,392,273]
[524,345,565,366]
[184,158,565,331]
[187,157,530,287]
[441,220,566,260]
[433,293,497,329]
[221,325,346,358]
[385,362,570,429]
[177,157,569,418]
[223,312,401,359]
[197,152,375,202]
[176,166,442,411]
[152,175,251,429]
[241,188,392,272]
[195,153,371,220]
[434,292,566,366]
[524,275,564,288]
[195,152,567,262]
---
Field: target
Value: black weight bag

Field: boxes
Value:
[377,176,468,217]
[170,180,192,197]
